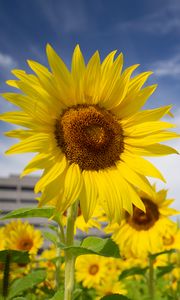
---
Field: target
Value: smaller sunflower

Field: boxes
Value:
[75,254,108,289]
[111,186,179,258]
[162,224,180,250]
[4,220,43,255]
[0,227,5,250]
[95,280,127,299]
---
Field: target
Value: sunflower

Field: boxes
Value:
[111,186,179,258]
[4,220,43,255]
[162,224,180,250]
[0,227,5,250]
[75,254,108,288]
[1,45,179,223]
[95,280,127,299]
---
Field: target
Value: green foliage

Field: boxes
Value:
[100,295,131,300]
[0,250,30,264]
[156,264,175,278]
[119,266,148,280]
[64,237,120,258]
[149,249,175,260]
[49,289,64,300]
[43,231,59,245]
[7,270,46,299]
[0,206,55,220]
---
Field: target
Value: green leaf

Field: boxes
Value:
[157,264,175,278]
[49,289,64,300]
[43,231,58,244]
[73,289,83,299]
[7,270,46,299]
[149,249,175,260]
[100,295,131,300]
[64,237,120,258]
[0,250,30,264]
[1,206,55,220]
[13,298,26,300]
[119,266,148,280]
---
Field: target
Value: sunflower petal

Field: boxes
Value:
[35,154,67,193]
[80,170,98,222]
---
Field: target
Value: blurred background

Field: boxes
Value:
[0,0,180,212]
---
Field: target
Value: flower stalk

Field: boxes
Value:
[64,201,78,300]
[148,255,155,300]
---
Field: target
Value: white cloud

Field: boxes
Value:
[151,53,180,77]
[0,52,17,69]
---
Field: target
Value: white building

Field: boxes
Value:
[0,174,45,229]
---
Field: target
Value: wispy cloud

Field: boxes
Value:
[151,53,180,77]
[37,0,88,34]
[118,1,180,35]
[0,52,17,70]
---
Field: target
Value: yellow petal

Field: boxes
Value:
[122,105,172,127]
[84,51,101,104]
[121,152,165,182]
[115,84,157,118]
[116,161,154,198]
[125,131,180,146]
[60,163,83,212]
[5,133,50,154]
[124,121,175,137]
[0,111,33,128]
[35,153,67,193]
[125,143,179,156]
[21,153,51,177]
[80,170,98,222]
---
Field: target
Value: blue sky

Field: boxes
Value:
[0,0,180,209]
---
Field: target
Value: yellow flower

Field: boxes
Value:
[95,280,127,299]
[0,227,5,250]
[1,45,179,223]
[40,245,57,272]
[112,186,179,258]
[75,254,108,288]
[4,220,43,255]
[162,224,180,250]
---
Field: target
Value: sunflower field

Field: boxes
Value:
[0,45,180,299]
[0,202,180,300]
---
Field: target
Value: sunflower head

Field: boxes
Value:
[4,220,43,255]
[75,254,108,288]
[1,44,179,223]
[112,186,179,258]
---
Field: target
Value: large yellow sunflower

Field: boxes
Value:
[4,220,43,255]
[111,186,179,258]
[1,45,179,222]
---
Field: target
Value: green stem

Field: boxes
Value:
[148,256,155,300]
[55,226,63,288]
[64,201,78,300]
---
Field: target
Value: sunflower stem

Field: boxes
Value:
[55,226,62,288]
[64,201,78,300]
[148,255,155,300]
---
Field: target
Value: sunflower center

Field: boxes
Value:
[89,264,99,275]
[19,238,33,251]
[126,198,159,231]
[162,235,174,246]
[55,104,124,170]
